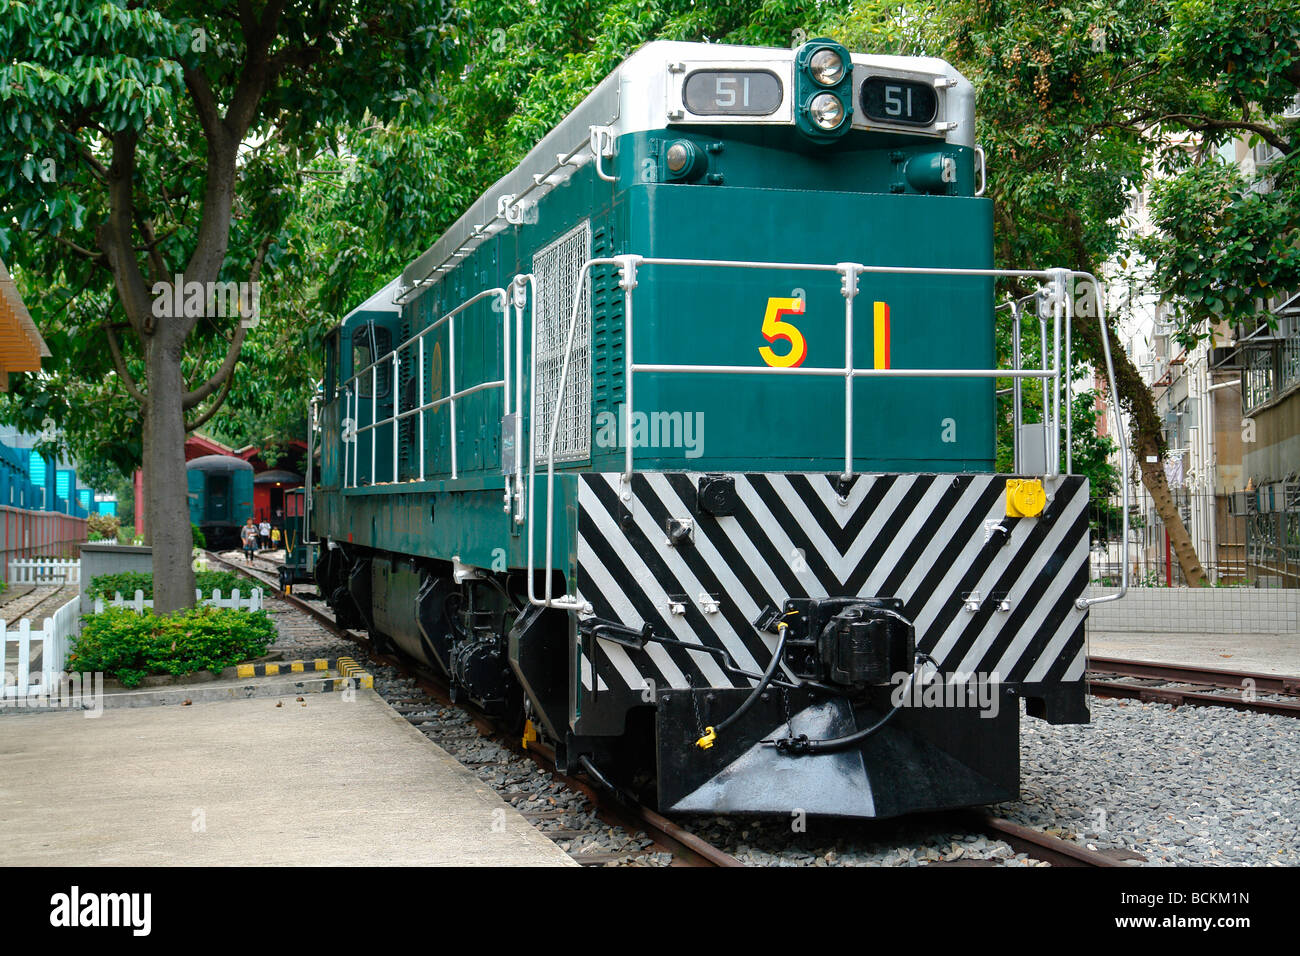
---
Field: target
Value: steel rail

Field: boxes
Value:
[968,812,1129,867]
[1089,656,1300,695]
[1088,679,1300,717]
[1087,655,1300,717]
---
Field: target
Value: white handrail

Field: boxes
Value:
[520,255,1129,610]
[341,287,509,486]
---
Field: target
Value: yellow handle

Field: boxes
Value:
[696,726,717,750]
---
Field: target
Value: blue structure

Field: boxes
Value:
[0,427,97,518]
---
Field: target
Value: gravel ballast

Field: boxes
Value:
[997,697,1299,867]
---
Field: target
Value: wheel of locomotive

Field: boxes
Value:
[368,628,399,657]
[499,683,527,739]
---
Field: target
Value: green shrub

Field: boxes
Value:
[192,523,206,549]
[68,606,277,687]
[86,513,121,542]
[87,571,153,600]
[87,569,250,600]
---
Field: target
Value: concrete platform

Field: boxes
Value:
[1088,628,1300,677]
[0,690,577,866]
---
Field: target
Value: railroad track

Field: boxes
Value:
[205,549,1123,868]
[1088,656,1300,718]
[0,583,78,625]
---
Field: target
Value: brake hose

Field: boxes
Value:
[770,651,936,756]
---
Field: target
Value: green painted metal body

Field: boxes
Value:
[314,124,994,576]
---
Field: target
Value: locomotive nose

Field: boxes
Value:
[656,693,1018,818]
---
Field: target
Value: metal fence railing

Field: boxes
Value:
[1089,491,1253,587]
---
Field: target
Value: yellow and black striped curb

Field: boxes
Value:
[232,657,373,689]
[336,656,375,689]
[235,658,332,679]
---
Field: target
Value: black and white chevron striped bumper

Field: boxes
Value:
[574,471,1089,714]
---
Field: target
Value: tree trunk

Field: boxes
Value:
[140,398,152,546]
[145,335,196,613]
[1136,432,1209,587]
[1083,309,1211,587]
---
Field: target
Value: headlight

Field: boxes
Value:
[666,143,690,173]
[809,92,845,130]
[809,48,845,86]
[663,139,706,181]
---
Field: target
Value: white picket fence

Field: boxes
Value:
[0,597,80,699]
[92,588,264,613]
[8,558,80,585]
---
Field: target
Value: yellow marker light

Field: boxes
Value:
[1006,479,1047,518]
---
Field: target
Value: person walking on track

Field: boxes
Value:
[241,518,259,564]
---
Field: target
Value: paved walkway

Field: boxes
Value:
[0,689,575,866]
[1088,627,1300,677]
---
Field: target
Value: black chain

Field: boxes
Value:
[780,685,796,741]
[687,674,707,737]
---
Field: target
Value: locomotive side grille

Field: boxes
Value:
[574,472,1091,693]
[590,223,624,425]
[532,220,592,464]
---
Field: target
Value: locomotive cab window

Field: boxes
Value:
[354,324,392,399]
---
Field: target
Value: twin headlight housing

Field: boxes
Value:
[796,39,852,139]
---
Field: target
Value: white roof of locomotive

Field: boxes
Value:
[340,275,402,327]
[398,40,974,306]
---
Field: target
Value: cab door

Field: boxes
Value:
[352,322,395,484]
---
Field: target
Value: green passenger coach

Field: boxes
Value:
[310,39,1128,818]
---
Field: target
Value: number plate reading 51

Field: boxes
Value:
[683,70,782,116]
[859,77,937,126]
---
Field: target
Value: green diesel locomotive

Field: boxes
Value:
[310,39,1127,818]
